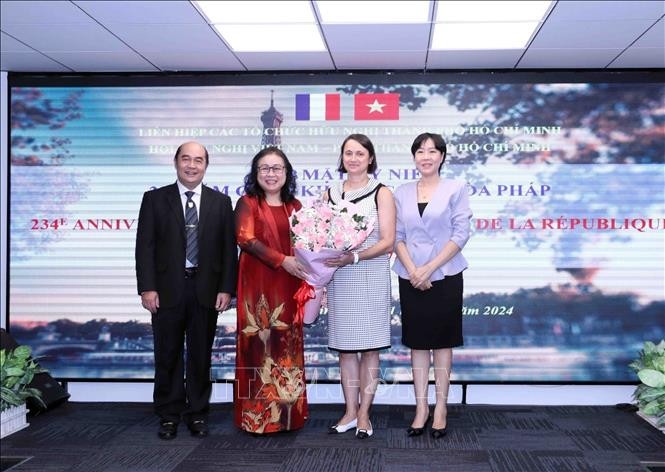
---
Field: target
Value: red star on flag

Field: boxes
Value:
[354,93,400,120]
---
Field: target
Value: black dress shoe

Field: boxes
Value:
[431,427,447,439]
[328,418,357,434]
[188,420,209,437]
[158,421,178,440]
[355,420,373,439]
[406,415,431,437]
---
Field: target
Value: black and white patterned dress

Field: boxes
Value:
[327,179,392,352]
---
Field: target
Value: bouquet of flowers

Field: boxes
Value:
[290,199,374,324]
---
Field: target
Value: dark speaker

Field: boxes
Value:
[26,372,70,412]
[1,328,70,412]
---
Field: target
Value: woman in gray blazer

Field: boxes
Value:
[393,133,472,439]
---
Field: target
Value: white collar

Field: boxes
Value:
[176,180,202,196]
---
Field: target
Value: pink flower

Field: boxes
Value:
[290,200,374,252]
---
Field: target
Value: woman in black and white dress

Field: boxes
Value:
[324,134,395,439]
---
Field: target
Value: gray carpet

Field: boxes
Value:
[1,403,664,471]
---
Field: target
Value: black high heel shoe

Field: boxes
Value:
[431,426,447,439]
[406,415,431,437]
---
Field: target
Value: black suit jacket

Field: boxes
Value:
[135,183,237,309]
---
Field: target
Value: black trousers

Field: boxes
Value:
[151,276,218,423]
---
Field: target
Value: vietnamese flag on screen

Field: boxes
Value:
[295,93,341,121]
[354,93,400,120]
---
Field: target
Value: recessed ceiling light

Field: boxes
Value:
[316,0,430,23]
[195,1,315,24]
[431,21,540,49]
[436,1,552,23]
[213,24,326,52]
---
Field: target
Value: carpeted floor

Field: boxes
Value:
[1,402,664,471]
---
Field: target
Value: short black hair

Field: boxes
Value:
[243,146,297,202]
[337,134,378,174]
[174,142,209,166]
[411,132,447,173]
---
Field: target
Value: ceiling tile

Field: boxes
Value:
[431,22,540,50]
[74,1,204,24]
[548,1,665,21]
[1,1,663,73]
[518,48,623,68]
[610,48,665,68]
[236,52,333,70]
[316,0,431,24]
[2,24,133,52]
[107,24,230,53]
[632,19,665,48]
[0,51,70,72]
[332,51,427,69]
[530,19,657,48]
[144,51,246,71]
[0,0,93,26]
[46,51,159,72]
[322,24,430,52]
[427,49,523,69]
[1,31,34,52]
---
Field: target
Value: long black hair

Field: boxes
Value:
[243,146,297,202]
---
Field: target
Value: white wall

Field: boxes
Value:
[65,381,635,406]
[1,71,7,330]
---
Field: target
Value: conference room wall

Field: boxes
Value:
[2,71,8,331]
[63,382,634,406]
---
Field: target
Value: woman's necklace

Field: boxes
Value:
[417,179,438,202]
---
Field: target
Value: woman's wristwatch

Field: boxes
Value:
[352,252,360,264]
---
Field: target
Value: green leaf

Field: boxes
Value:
[4,367,24,377]
[642,399,661,416]
[1,387,21,405]
[24,388,45,407]
[636,387,665,403]
[13,345,32,360]
[638,369,665,388]
[653,356,665,373]
[1,344,48,409]
[21,372,35,386]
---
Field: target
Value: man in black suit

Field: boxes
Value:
[135,141,237,440]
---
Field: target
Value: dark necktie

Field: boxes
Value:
[184,191,199,267]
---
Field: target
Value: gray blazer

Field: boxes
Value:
[392,179,472,281]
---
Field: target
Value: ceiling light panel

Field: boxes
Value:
[436,1,552,22]
[195,1,325,52]
[214,24,326,52]
[195,1,315,24]
[316,1,431,23]
[431,21,540,49]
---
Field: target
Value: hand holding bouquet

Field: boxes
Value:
[290,199,374,324]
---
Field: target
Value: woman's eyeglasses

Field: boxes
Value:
[258,165,285,175]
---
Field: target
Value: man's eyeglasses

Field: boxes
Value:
[258,165,285,175]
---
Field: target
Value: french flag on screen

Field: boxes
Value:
[295,93,341,121]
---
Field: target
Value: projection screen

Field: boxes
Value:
[8,73,665,382]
